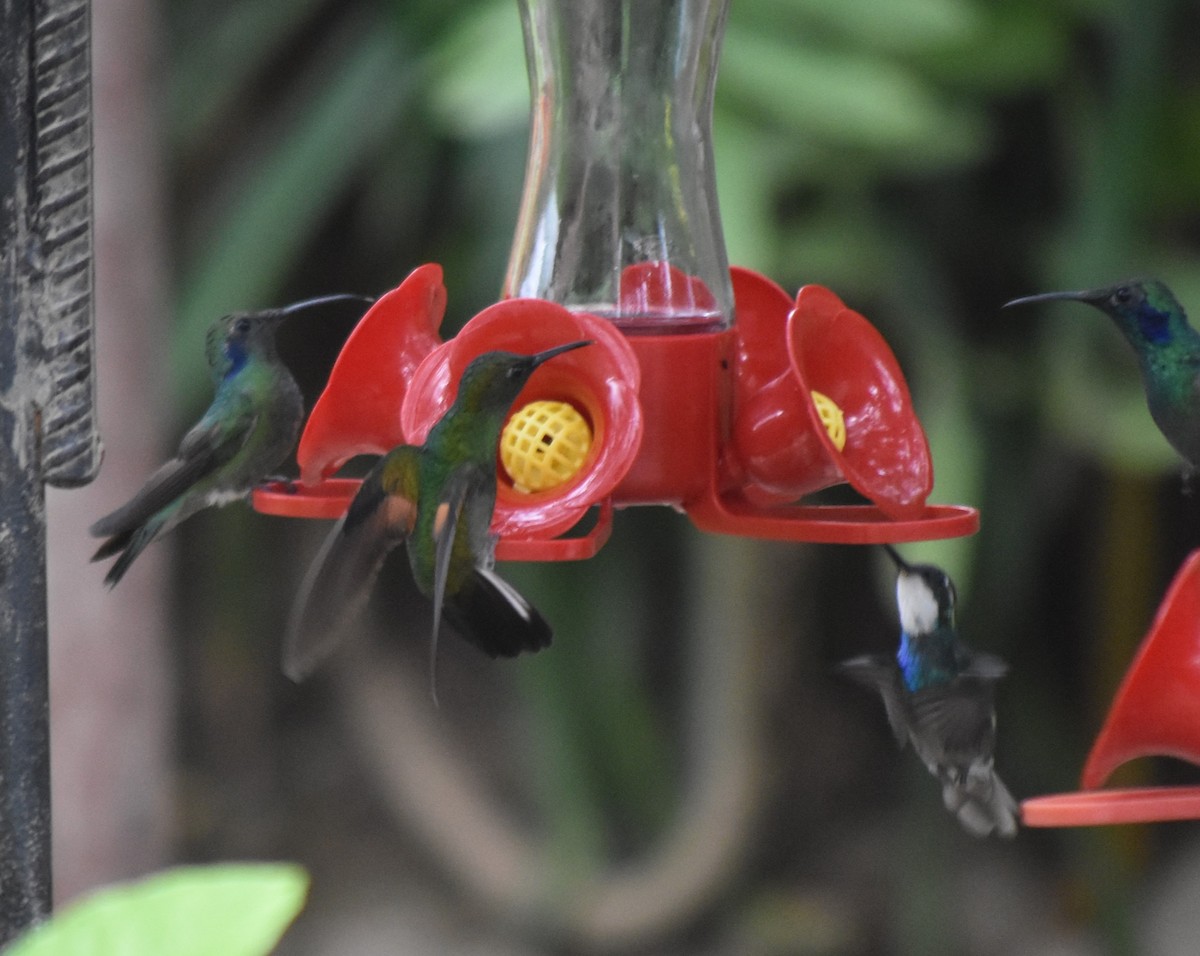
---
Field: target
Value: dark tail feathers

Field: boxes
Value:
[442,566,552,657]
[941,762,1019,839]
[91,520,161,588]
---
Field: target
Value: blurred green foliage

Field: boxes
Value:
[156,0,1200,952]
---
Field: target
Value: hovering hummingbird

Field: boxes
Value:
[283,340,592,686]
[838,545,1019,838]
[90,294,373,587]
[1005,279,1200,473]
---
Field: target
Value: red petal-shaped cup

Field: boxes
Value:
[1081,549,1200,789]
[296,264,446,486]
[401,298,643,540]
[731,283,932,520]
[729,266,793,396]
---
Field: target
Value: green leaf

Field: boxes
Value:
[903,331,984,589]
[425,0,529,138]
[713,111,788,272]
[172,25,414,400]
[6,865,309,956]
[719,26,986,162]
[916,4,1072,92]
[167,0,329,155]
[742,0,982,53]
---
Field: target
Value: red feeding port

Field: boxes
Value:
[400,297,644,542]
[728,282,932,519]
[1022,549,1200,826]
[296,264,446,487]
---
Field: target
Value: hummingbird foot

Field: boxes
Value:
[259,476,299,494]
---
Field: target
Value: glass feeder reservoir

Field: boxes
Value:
[504,0,734,333]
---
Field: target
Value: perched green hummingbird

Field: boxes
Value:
[283,340,592,685]
[90,294,373,587]
[1005,280,1200,472]
[838,545,1018,838]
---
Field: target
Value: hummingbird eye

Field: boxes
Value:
[1112,286,1133,305]
[233,317,252,335]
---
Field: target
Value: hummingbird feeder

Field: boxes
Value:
[1022,549,1200,826]
[254,0,977,554]
[250,0,1200,834]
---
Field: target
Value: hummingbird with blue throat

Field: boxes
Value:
[838,545,1019,838]
[90,293,373,587]
[1005,280,1200,474]
[283,339,592,686]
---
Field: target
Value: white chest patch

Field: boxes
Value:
[207,488,247,507]
[896,574,938,635]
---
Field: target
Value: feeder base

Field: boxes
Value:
[1021,786,1200,827]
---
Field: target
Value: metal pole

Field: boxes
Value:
[0,0,98,942]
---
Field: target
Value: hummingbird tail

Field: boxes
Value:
[93,519,164,588]
[942,761,1019,839]
[442,567,552,658]
[91,528,133,563]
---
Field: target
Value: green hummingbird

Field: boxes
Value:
[1005,279,1200,472]
[283,339,592,685]
[90,294,373,586]
[839,545,1018,838]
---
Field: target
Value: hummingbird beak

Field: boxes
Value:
[882,543,912,573]
[1002,289,1106,309]
[529,340,592,368]
[275,293,377,319]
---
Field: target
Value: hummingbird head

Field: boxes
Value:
[1004,279,1188,349]
[206,294,375,378]
[883,544,956,636]
[455,340,593,412]
[207,311,279,378]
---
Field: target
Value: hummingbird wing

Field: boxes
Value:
[427,465,552,661]
[283,446,419,682]
[89,398,258,543]
[959,649,1009,680]
[428,467,483,636]
[836,654,911,747]
[425,465,478,691]
[89,398,266,588]
[908,679,998,767]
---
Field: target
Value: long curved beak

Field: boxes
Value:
[882,543,911,572]
[1002,289,1104,309]
[277,293,376,318]
[530,339,592,367]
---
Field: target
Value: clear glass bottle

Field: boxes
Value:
[503,0,733,333]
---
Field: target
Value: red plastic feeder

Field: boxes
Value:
[295,263,446,486]
[255,262,978,554]
[686,270,976,543]
[256,265,644,560]
[1022,549,1200,826]
[401,296,643,544]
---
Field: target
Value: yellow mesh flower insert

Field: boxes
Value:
[810,390,847,452]
[501,400,593,493]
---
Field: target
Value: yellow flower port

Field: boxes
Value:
[501,400,593,493]
[810,390,846,451]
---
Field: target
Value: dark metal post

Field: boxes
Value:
[0,0,98,942]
